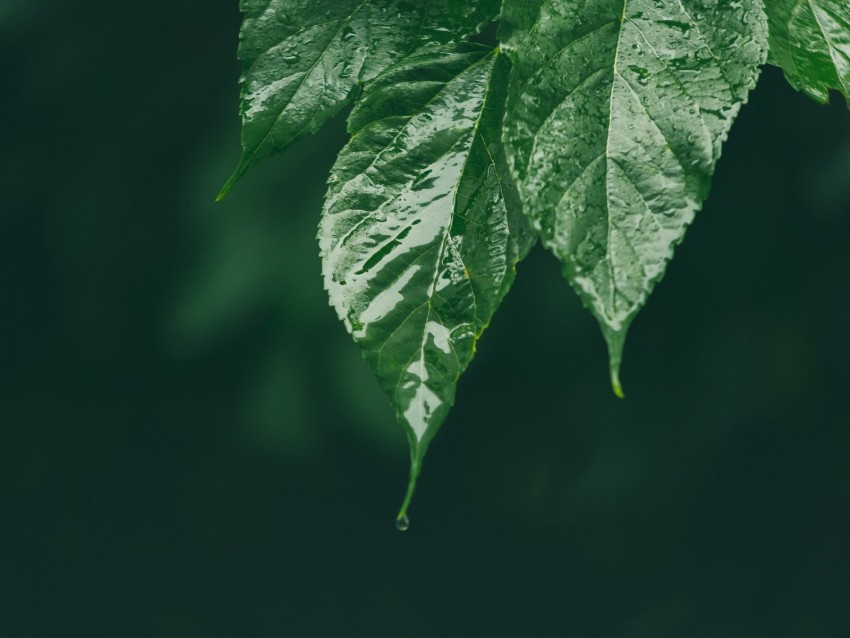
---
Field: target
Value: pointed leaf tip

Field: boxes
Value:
[216,158,250,202]
[214,185,230,202]
[611,374,625,400]
[396,450,422,524]
[603,325,628,399]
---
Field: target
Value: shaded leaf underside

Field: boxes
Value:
[219,0,499,197]
[501,0,767,392]
[320,45,533,518]
[767,0,850,105]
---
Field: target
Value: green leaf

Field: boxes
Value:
[218,0,500,199]
[766,0,850,105]
[500,0,767,394]
[319,44,534,522]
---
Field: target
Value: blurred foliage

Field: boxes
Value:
[1,2,850,637]
[169,116,401,459]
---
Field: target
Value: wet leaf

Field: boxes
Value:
[218,0,499,198]
[500,0,767,394]
[766,0,850,105]
[320,45,534,521]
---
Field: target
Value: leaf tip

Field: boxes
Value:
[396,458,419,527]
[216,171,239,202]
[216,155,252,201]
[395,438,430,529]
[602,325,629,399]
[611,372,625,399]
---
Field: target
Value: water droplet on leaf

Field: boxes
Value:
[396,515,410,532]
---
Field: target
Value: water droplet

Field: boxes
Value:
[396,515,410,532]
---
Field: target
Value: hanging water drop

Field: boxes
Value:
[395,515,410,532]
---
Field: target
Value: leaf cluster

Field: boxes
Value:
[219,0,850,523]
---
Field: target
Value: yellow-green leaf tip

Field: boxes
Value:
[611,370,625,399]
[602,324,629,399]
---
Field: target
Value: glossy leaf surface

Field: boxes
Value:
[219,0,499,198]
[501,0,767,393]
[767,0,850,105]
[320,45,534,519]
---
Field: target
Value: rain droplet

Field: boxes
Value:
[395,515,410,532]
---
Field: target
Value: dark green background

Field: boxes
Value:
[2,2,849,636]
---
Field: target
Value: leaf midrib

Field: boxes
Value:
[603,0,629,319]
